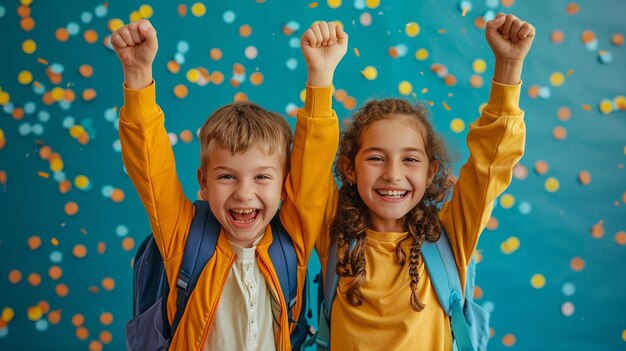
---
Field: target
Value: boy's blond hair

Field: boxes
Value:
[199,102,293,171]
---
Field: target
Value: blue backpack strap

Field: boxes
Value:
[170,200,219,335]
[422,229,475,351]
[268,215,298,319]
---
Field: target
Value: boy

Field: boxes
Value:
[112,19,347,350]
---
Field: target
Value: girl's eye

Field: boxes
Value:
[403,157,420,163]
[366,156,384,162]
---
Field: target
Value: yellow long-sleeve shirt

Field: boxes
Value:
[119,82,339,350]
[314,81,526,350]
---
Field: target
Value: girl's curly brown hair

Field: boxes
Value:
[331,98,454,312]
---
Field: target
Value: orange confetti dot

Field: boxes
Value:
[239,24,252,38]
[97,242,106,254]
[73,244,87,259]
[79,64,94,78]
[570,257,585,271]
[102,277,116,291]
[473,16,486,30]
[557,106,571,121]
[309,2,319,8]
[581,104,591,111]
[48,265,63,280]
[611,33,624,46]
[63,89,76,103]
[88,286,101,294]
[179,130,194,143]
[615,231,626,246]
[82,88,97,101]
[473,286,483,299]
[27,272,42,286]
[233,92,248,102]
[121,236,135,251]
[469,74,483,88]
[250,72,264,85]
[578,170,591,185]
[100,330,113,344]
[565,2,579,15]
[442,101,451,111]
[591,220,604,239]
[527,85,540,98]
[210,71,224,85]
[581,30,595,44]
[56,283,69,297]
[84,29,99,44]
[48,310,62,324]
[8,269,22,284]
[65,201,79,216]
[550,30,564,44]
[343,96,357,110]
[12,108,25,120]
[100,312,114,326]
[42,91,55,105]
[444,75,457,86]
[59,180,72,194]
[534,160,549,175]
[486,216,499,231]
[173,84,188,99]
[76,326,90,340]
[233,63,245,75]
[88,341,103,351]
[37,300,50,314]
[388,46,399,58]
[334,89,347,103]
[21,17,35,31]
[552,126,567,141]
[209,48,223,60]
[177,3,187,16]
[502,333,516,347]
[17,5,31,18]
[167,60,180,74]
[110,188,125,202]
[72,313,85,327]
[27,235,42,250]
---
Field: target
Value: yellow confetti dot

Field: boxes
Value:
[0,91,10,105]
[2,307,15,322]
[22,39,37,54]
[129,11,142,22]
[473,59,487,74]
[18,70,33,85]
[499,193,515,209]
[599,99,613,115]
[50,158,64,172]
[530,274,546,289]
[415,48,429,61]
[74,175,89,189]
[51,87,65,101]
[545,177,560,192]
[622,329,626,342]
[361,66,378,80]
[186,68,200,83]
[299,88,306,103]
[27,306,43,321]
[139,4,154,18]
[69,125,86,138]
[109,18,125,31]
[405,22,420,37]
[20,0,33,5]
[550,72,565,87]
[500,236,520,254]
[191,2,206,17]
[327,0,342,8]
[450,118,465,133]
[365,0,380,8]
[398,81,412,96]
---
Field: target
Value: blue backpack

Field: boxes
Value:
[126,200,314,351]
[314,229,490,351]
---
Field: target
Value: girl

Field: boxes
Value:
[313,13,535,350]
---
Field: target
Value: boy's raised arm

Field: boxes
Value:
[111,19,157,89]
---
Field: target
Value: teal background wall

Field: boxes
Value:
[1,0,625,350]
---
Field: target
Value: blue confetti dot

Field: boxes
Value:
[35,320,48,332]
[113,139,122,152]
[598,50,613,64]
[49,63,64,74]
[116,225,129,237]
[289,37,300,48]
[38,110,50,123]
[286,58,298,70]
[177,41,190,54]
[32,124,44,136]
[482,301,495,313]
[59,101,72,111]
[104,108,117,122]
[94,4,108,18]
[354,0,366,10]
[174,52,185,65]
[396,44,408,57]
[114,119,119,130]
[518,201,532,215]
[484,10,496,22]
[285,21,300,32]
[81,11,93,24]
[0,6,6,18]
[562,282,576,296]
[459,0,473,13]
[104,35,114,50]
[0,327,8,338]
[33,82,46,94]
[538,86,551,99]
[285,103,297,114]
[102,185,114,197]
[223,10,236,23]
[585,40,598,51]
[62,116,75,129]
[486,0,499,9]
[67,22,80,36]
[50,251,63,263]
[53,171,66,182]
[18,123,32,136]
[24,102,36,114]
[3,102,15,114]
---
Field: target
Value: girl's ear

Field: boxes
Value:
[427,160,439,185]
[338,155,356,184]
[197,168,208,200]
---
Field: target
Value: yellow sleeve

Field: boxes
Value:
[118,81,193,261]
[280,84,339,265]
[439,80,525,283]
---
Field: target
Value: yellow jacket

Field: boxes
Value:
[119,82,338,350]
[314,81,526,350]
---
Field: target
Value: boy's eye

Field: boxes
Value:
[255,174,272,180]
[217,174,235,180]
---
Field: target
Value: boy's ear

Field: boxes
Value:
[197,168,208,200]
[338,155,356,184]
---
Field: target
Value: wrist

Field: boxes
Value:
[493,59,523,85]
[123,67,153,89]
[307,69,334,87]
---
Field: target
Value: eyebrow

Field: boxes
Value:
[213,166,278,172]
[362,146,427,156]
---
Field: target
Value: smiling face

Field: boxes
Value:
[197,144,285,248]
[341,115,438,233]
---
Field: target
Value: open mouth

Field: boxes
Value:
[229,209,260,224]
[376,189,408,199]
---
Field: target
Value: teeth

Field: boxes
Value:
[377,189,407,197]
[231,209,256,214]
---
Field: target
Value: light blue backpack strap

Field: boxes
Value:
[422,230,475,351]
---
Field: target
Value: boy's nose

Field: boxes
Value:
[234,181,254,200]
